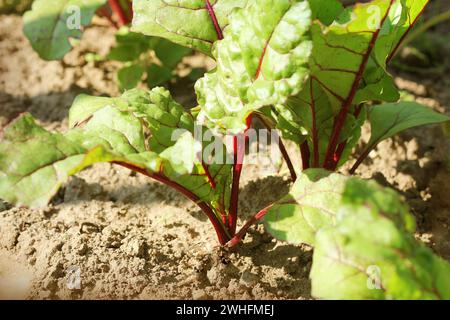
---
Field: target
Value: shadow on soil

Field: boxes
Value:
[0,88,88,128]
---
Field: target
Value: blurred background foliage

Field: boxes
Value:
[1,0,448,77]
[0,0,32,14]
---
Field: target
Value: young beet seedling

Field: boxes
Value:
[23,0,193,91]
[22,0,130,61]
[1,0,449,251]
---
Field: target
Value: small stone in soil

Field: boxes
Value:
[239,270,259,286]
[80,222,100,234]
[121,237,146,257]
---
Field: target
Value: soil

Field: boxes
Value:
[0,0,32,14]
[0,13,449,300]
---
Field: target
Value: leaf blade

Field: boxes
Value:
[367,102,450,147]
[264,169,343,246]
[1,88,233,221]
[131,0,248,55]
[23,0,107,60]
[310,178,450,300]
[195,0,312,133]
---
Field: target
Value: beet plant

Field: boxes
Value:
[2,0,450,299]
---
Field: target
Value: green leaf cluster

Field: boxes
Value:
[130,0,448,167]
[0,88,233,220]
[106,27,193,90]
[264,170,450,300]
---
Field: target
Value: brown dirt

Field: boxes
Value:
[0,0,32,14]
[0,14,449,300]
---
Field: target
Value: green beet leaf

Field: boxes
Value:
[131,0,249,55]
[0,88,233,219]
[107,28,191,89]
[278,80,366,167]
[153,38,192,70]
[107,41,147,62]
[107,27,153,62]
[366,101,450,151]
[309,0,344,26]
[263,169,416,248]
[267,0,429,167]
[264,169,345,246]
[0,114,89,207]
[146,64,172,89]
[23,0,107,60]
[117,63,145,90]
[310,178,450,300]
[146,38,193,88]
[309,0,398,111]
[195,0,312,134]
[374,0,430,66]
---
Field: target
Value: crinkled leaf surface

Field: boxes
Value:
[0,88,232,217]
[23,0,107,60]
[0,114,89,207]
[131,0,248,55]
[366,102,450,148]
[69,88,232,213]
[195,0,312,133]
[310,178,450,300]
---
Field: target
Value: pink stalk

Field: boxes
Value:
[228,116,253,234]
[226,204,274,248]
[108,0,130,26]
[205,0,224,40]
[114,161,231,245]
[328,104,364,171]
[125,0,134,22]
[97,6,119,29]
[329,2,430,171]
[278,138,297,181]
[348,146,374,175]
[201,162,216,189]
